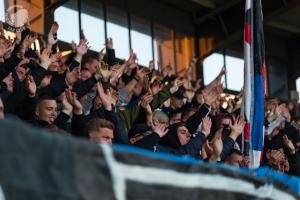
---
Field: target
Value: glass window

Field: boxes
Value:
[106,6,129,59]
[296,77,300,103]
[225,55,244,91]
[153,23,175,72]
[0,0,5,22]
[54,0,79,43]
[81,0,105,51]
[203,53,224,85]
[130,15,152,66]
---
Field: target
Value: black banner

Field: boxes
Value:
[0,118,298,200]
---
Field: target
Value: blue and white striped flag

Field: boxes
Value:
[243,0,267,169]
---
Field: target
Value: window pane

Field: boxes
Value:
[55,0,79,43]
[81,0,105,51]
[130,15,152,67]
[106,6,129,59]
[203,53,224,85]
[154,23,175,72]
[0,0,5,21]
[296,77,300,103]
[225,55,244,91]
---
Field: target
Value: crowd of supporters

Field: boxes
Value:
[0,21,299,176]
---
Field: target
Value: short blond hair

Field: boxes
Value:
[153,110,169,123]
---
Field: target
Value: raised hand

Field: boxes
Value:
[184,88,195,102]
[27,32,38,45]
[65,68,78,87]
[229,116,246,141]
[18,33,37,58]
[47,22,59,47]
[148,60,154,71]
[106,37,113,49]
[203,83,223,106]
[201,116,212,137]
[50,52,62,63]
[227,98,234,112]
[157,60,162,73]
[16,30,22,44]
[136,67,149,81]
[76,39,89,56]
[70,40,77,52]
[152,123,168,138]
[216,67,226,81]
[38,49,51,69]
[169,78,184,94]
[209,135,223,162]
[47,32,56,48]
[205,67,225,92]
[110,88,119,106]
[74,38,89,63]
[61,92,73,115]
[96,82,112,111]
[65,89,83,115]
[0,39,11,57]
[195,78,202,90]
[110,63,126,84]
[283,135,296,154]
[266,148,289,172]
[25,75,36,97]
[143,75,150,91]
[281,106,291,122]
[8,39,17,57]
[128,49,138,69]
[140,91,153,114]
[98,47,105,61]
[49,21,59,34]
[96,61,112,82]
[275,104,285,117]
[162,64,172,78]
[0,37,16,59]
[151,80,163,95]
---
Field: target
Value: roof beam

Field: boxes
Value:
[197,0,300,59]
[267,21,300,34]
[46,0,69,10]
[194,0,243,24]
[190,0,216,9]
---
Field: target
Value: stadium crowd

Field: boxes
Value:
[0,21,299,176]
